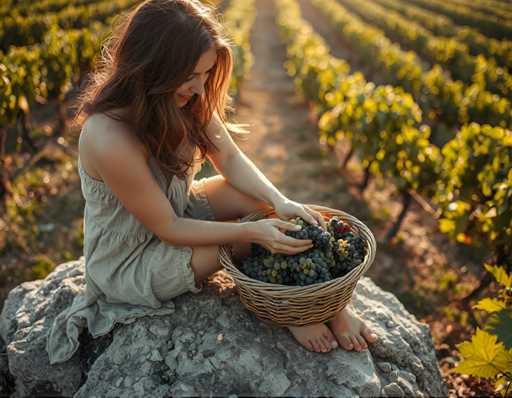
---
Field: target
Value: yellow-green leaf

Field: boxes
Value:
[439,218,455,233]
[453,329,512,378]
[18,95,29,113]
[494,375,509,394]
[484,264,512,288]
[474,298,507,313]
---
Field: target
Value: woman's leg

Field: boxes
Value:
[189,175,338,353]
[199,174,272,221]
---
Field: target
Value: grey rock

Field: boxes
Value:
[376,361,392,374]
[386,320,397,329]
[383,382,404,397]
[397,376,417,396]
[0,259,447,397]
[397,370,417,385]
[149,349,163,362]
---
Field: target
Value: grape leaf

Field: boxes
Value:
[454,328,512,378]
[487,310,512,351]
[474,298,508,313]
[484,264,512,288]
[494,375,510,397]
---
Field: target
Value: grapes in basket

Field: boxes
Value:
[240,216,367,286]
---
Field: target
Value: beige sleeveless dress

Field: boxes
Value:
[46,127,216,366]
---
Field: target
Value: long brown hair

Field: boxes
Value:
[73,0,248,180]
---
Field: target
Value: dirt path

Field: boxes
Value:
[232,0,371,217]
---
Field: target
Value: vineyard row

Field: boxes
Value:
[309,0,512,135]
[276,0,511,275]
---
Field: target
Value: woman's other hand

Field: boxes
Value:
[246,219,313,255]
[273,198,327,230]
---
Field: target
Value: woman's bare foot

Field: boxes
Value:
[328,306,378,352]
[286,323,339,353]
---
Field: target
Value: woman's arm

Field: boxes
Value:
[205,113,327,228]
[161,217,251,246]
[221,151,287,207]
[214,149,326,229]
[206,112,286,208]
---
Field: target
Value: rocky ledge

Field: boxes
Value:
[0,257,447,397]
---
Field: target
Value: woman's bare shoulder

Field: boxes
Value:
[79,111,150,181]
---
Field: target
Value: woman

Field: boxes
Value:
[46,0,377,365]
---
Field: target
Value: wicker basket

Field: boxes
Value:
[219,204,377,326]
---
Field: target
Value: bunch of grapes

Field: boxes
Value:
[240,216,367,287]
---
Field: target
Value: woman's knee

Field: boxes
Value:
[203,175,270,220]
[189,241,252,284]
[189,245,221,284]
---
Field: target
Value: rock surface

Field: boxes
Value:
[0,257,447,397]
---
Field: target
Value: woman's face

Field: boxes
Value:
[174,46,218,107]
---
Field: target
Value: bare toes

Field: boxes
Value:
[356,335,368,350]
[350,336,362,351]
[362,327,378,344]
[323,330,338,349]
[324,330,338,348]
[338,335,354,351]
[310,339,321,352]
[316,338,327,352]
[319,336,331,352]
[304,339,314,352]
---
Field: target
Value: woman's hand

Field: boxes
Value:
[246,219,314,255]
[273,198,327,230]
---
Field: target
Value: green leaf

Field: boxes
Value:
[487,310,512,351]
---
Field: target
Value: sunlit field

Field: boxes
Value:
[0,0,511,396]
